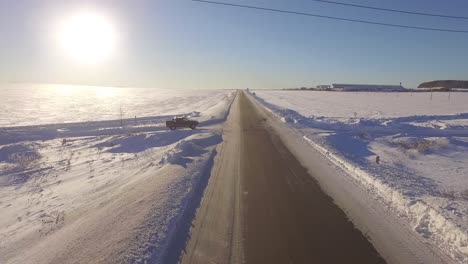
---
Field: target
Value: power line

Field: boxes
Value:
[191,0,468,33]
[309,0,468,20]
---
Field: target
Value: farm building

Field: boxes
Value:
[316,85,332,89]
[331,84,405,91]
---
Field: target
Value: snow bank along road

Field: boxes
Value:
[181,91,385,263]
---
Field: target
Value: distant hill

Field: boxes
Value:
[418,80,468,89]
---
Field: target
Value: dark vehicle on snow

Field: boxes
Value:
[165,117,198,130]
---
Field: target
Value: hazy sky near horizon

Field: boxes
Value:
[0,0,467,89]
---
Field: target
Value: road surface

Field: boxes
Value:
[181,91,385,263]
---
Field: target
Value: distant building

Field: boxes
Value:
[331,84,405,91]
[316,85,332,89]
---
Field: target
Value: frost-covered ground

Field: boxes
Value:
[254,90,468,263]
[0,84,234,263]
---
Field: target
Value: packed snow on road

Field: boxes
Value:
[0,84,234,263]
[254,90,468,262]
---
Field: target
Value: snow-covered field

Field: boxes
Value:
[0,84,234,263]
[254,90,468,263]
[0,84,232,127]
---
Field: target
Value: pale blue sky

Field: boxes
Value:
[0,0,467,89]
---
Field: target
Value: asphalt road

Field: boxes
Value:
[181,91,385,263]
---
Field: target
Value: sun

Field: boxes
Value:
[58,12,116,64]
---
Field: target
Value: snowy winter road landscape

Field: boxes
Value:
[2,0,468,263]
[1,86,468,264]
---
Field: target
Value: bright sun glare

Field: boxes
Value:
[58,12,116,64]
